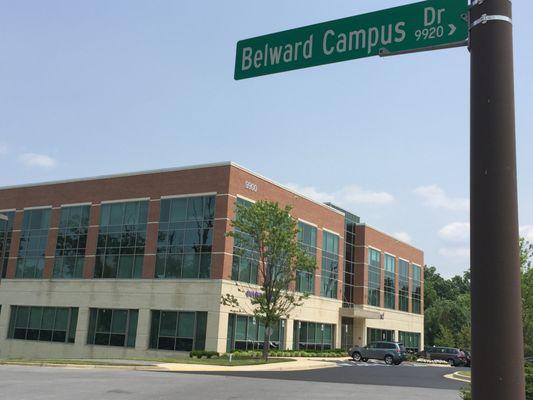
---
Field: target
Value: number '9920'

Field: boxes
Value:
[415,26,444,41]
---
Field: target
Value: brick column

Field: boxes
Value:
[142,199,159,279]
[83,204,100,279]
[5,210,24,279]
[43,207,60,279]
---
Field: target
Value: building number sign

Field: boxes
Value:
[245,181,258,192]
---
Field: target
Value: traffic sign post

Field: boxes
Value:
[235,0,526,397]
[234,0,468,80]
[470,1,525,399]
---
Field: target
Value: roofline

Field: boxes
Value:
[357,222,423,254]
[229,164,345,216]
[0,161,345,216]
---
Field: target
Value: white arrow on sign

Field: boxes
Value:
[448,24,457,36]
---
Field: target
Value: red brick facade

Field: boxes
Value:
[0,163,346,300]
[355,224,424,313]
[0,162,424,309]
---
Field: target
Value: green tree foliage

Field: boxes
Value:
[425,238,533,356]
[521,238,533,356]
[424,266,471,348]
[221,201,315,360]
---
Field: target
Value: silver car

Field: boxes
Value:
[349,341,407,365]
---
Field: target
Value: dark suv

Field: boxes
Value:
[349,341,407,365]
[421,346,467,366]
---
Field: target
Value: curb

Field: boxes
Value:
[444,372,471,383]
[0,359,339,373]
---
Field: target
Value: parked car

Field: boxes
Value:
[349,341,407,365]
[461,349,471,367]
[416,346,434,359]
[421,346,467,366]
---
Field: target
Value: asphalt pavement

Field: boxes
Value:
[193,359,468,390]
[0,364,464,400]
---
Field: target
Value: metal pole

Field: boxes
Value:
[470,1,525,399]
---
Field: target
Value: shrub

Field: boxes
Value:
[460,385,472,400]
[526,364,533,400]
[460,365,532,400]
[189,351,220,359]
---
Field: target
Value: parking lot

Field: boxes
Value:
[197,359,467,391]
[0,363,467,400]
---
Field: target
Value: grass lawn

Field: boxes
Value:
[0,359,148,367]
[455,370,472,380]
[0,357,294,367]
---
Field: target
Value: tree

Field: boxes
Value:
[424,265,470,347]
[221,201,315,360]
[521,238,533,355]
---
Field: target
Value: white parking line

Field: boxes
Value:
[340,361,428,367]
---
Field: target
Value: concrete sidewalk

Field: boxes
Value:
[0,356,347,372]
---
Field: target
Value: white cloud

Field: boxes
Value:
[520,226,533,243]
[438,246,470,261]
[286,184,335,203]
[286,183,394,206]
[0,144,7,155]
[439,222,470,243]
[414,185,469,212]
[18,153,57,168]
[392,231,412,243]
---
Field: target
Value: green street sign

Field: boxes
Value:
[234,0,468,80]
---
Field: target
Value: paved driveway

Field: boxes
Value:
[0,365,462,400]
[196,359,468,390]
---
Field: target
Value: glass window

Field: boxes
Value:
[296,222,317,293]
[87,308,138,348]
[8,305,78,343]
[16,208,51,279]
[342,214,358,307]
[155,196,215,279]
[321,231,339,299]
[231,198,259,284]
[293,320,335,350]
[367,328,394,343]
[384,254,396,310]
[0,211,15,279]
[399,331,421,352]
[399,259,410,312]
[412,264,422,314]
[368,248,381,307]
[53,205,90,279]
[226,314,286,352]
[94,201,148,279]
[149,310,207,352]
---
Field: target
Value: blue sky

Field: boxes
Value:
[1,0,532,277]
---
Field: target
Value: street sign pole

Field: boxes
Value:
[470,1,525,399]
